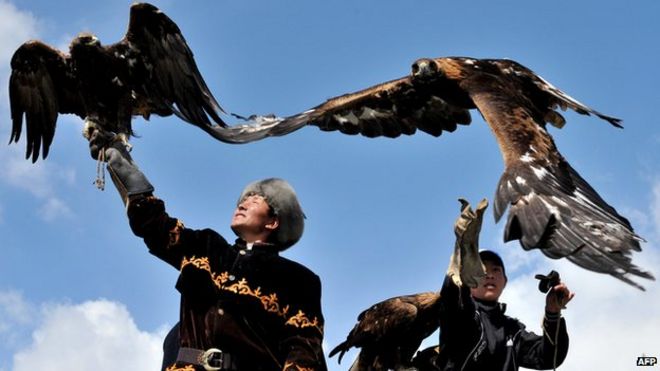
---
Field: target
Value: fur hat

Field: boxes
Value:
[238,178,305,250]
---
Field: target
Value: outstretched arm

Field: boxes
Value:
[87,129,215,267]
[442,198,488,307]
[439,199,488,360]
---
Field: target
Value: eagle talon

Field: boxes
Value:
[82,117,101,140]
[113,133,132,152]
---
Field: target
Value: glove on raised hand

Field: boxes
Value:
[447,198,489,288]
[88,129,154,204]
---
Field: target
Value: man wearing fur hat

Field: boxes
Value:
[88,130,327,371]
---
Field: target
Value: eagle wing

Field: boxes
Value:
[121,3,225,129]
[462,63,653,289]
[329,292,440,366]
[488,59,622,129]
[205,56,652,288]
[205,75,472,143]
[9,41,85,162]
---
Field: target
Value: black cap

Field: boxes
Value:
[479,250,507,280]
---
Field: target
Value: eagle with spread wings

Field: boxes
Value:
[9,2,226,163]
[210,57,654,289]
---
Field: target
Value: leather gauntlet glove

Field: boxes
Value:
[447,198,488,288]
[88,129,154,204]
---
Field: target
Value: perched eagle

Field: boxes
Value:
[329,291,442,371]
[9,2,225,162]
[210,57,654,289]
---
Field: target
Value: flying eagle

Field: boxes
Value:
[329,291,442,371]
[210,57,654,290]
[9,2,225,163]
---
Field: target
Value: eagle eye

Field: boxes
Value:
[412,63,420,76]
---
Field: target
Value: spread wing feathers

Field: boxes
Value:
[467,80,653,290]
[488,59,622,129]
[9,41,85,161]
[201,56,651,288]
[495,162,652,289]
[121,2,225,127]
[204,76,472,143]
[8,3,225,162]
[329,292,441,369]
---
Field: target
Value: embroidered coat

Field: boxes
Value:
[127,196,327,371]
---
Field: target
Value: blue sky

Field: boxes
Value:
[1,1,659,370]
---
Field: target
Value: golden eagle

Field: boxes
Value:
[329,291,442,371]
[211,57,654,289]
[9,3,225,162]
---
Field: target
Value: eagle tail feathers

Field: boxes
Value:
[196,113,306,144]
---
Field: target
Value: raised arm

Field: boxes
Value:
[88,129,216,267]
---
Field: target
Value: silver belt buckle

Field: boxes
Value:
[201,348,223,371]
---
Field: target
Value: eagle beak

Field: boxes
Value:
[411,58,438,80]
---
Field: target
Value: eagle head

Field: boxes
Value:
[70,32,101,53]
[411,58,441,82]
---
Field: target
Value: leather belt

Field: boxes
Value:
[176,347,239,371]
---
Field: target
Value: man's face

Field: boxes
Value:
[230,194,278,242]
[470,260,507,302]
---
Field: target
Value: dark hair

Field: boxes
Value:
[479,250,507,280]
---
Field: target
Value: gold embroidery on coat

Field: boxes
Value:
[286,310,320,330]
[165,365,195,371]
[182,256,211,272]
[180,256,321,333]
[169,219,185,246]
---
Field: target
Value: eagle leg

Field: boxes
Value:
[82,116,102,140]
[82,116,132,151]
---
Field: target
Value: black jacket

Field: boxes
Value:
[435,277,569,371]
[128,196,327,371]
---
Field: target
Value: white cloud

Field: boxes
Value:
[0,291,33,328]
[0,1,38,62]
[501,237,660,371]
[0,291,34,350]
[0,290,36,371]
[0,147,75,222]
[0,1,74,222]
[652,180,660,239]
[38,197,73,222]
[0,1,39,105]
[4,152,54,199]
[488,177,660,371]
[12,299,166,371]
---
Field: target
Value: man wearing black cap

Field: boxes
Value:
[431,200,574,371]
[88,130,327,371]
